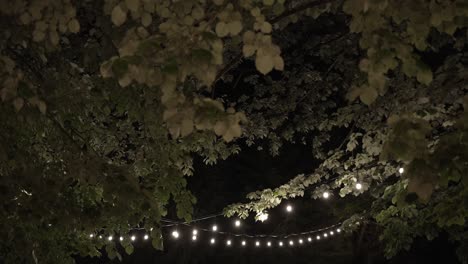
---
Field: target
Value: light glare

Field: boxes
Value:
[323,192,330,199]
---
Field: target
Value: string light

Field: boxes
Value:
[226,240,232,246]
[323,191,330,199]
[324,233,328,238]
[279,241,284,247]
[286,204,293,213]
[307,237,312,242]
[171,230,179,239]
[212,225,218,231]
[131,235,136,241]
[255,241,260,247]
[316,235,321,240]
[299,239,303,244]
[192,235,197,241]
[210,238,216,244]
[119,236,124,241]
[330,231,334,235]
[144,234,149,240]
[89,234,94,238]
[107,236,113,241]
[242,240,246,246]
[337,228,341,233]
[355,183,362,190]
[289,240,294,246]
[398,167,404,174]
[267,241,272,247]
[234,220,241,227]
[258,212,269,222]
[99,235,103,239]
[192,229,198,235]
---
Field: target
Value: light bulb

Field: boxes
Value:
[192,235,197,241]
[212,225,218,231]
[398,167,404,174]
[131,235,136,241]
[299,239,303,244]
[324,233,328,238]
[330,231,334,235]
[144,234,149,240]
[235,220,241,227]
[355,183,362,190]
[108,236,113,241]
[89,234,94,238]
[289,240,294,246]
[307,237,312,242]
[286,204,293,212]
[242,240,246,246]
[192,229,198,235]
[119,236,124,241]
[337,228,341,233]
[267,241,271,247]
[255,241,260,247]
[99,235,103,239]
[258,212,269,222]
[279,241,283,247]
[226,240,232,246]
[210,238,215,244]
[316,235,321,240]
[171,231,179,239]
[323,192,330,199]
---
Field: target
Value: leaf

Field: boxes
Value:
[227,21,242,35]
[68,19,80,33]
[255,55,274,75]
[215,22,228,37]
[416,67,433,85]
[360,85,378,105]
[111,5,127,26]
[273,56,284,71]
[13,97,24,112]
[125,0,140,12]
[261,22,272,33]
[192,49,213,62]
[141,12,152,27]
[242,45,256,57]
[111,58,129,78]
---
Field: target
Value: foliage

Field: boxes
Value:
[0,0,467,263]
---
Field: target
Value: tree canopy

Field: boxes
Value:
[0,0,467,263]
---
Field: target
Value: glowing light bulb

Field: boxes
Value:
[324,233,328,238]
[131,235,136,241]
[299,239,303,244]
[226,240,232,246]
[144,234,149,240]
[267,241,271,247]
[89,234,94,238]
[192,229,198,235]
[119,236,124,241]
[242,240,246,246]
[171,231,179,239]
[279,241,284,247]
[337,228,341,233]
[235,220,241,227]
[286,204,293,212]
[355,183,362,190]
[99,235,103,239]
[258,212,269,222]
[255,241,260,247]
[307,237,312,242]
[398,167,404,174]
[210,238,215,244]
[212,225,218,231]
[289,240,294,246]
[108,236,113,241]
[330,231,334,235]
[316,235,321,240]
[323,192,330,199]
[192,235,197,241]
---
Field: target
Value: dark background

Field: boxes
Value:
[78,142,460,264]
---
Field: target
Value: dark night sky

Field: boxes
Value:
[77,142,460,264]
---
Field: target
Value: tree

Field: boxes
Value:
[0,0,467,263]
